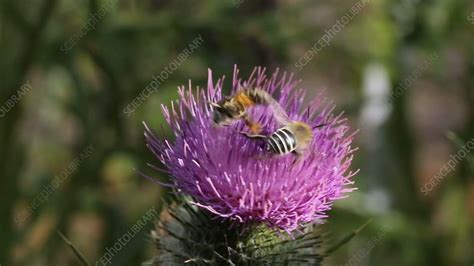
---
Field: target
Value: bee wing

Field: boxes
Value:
[267,99,292,126]
[248,87,291,125]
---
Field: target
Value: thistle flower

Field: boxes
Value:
[145,66,357,232]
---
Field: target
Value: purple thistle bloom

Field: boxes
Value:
[145,66,357,232]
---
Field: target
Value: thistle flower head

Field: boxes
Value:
[145,66,357,232]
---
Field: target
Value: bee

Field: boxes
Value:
[212,87,325,157]
[241,122,325,156]
[210,88,279,134]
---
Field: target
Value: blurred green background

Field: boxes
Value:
[1,0,473,265]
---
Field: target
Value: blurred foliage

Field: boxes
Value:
[0,0,473,265]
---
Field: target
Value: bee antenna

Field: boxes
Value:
[312,123,327,130]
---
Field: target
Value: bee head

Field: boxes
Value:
[210,103,233,126]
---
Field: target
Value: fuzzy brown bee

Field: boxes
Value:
[210,88,279,134]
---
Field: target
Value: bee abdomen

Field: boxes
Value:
[268,128,296,154]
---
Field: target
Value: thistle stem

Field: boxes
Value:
[56,230,90,266]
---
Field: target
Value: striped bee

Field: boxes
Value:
[241,122,325,156]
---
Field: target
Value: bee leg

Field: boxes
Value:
[242,115,263,134]
[291,150,305,165]
[249,123,262,134]
[239,131,268,139]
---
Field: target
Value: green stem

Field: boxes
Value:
[56,230,91,266]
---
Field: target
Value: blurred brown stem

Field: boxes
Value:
[56,230,91,266]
